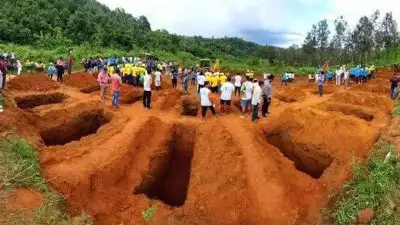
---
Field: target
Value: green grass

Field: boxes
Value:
[330,143,400,225]
[393,99,400,116]
[0,135,93,225]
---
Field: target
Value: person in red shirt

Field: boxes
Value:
[110,71,122,108]
[66,50,73,80]
[56,57,65,83]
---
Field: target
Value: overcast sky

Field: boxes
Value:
[98,0,400,47]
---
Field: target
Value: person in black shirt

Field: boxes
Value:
[390,74,399,100]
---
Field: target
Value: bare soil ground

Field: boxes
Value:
[0,70,395,225]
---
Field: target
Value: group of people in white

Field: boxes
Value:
[198,73,274,122]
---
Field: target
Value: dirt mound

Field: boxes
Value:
[160,89,182,110]
[66,72,98,89]
[81,85,101,94]
[7,189,43,211]
[351,83,390,95]
[310,84,338,95]
[181,96,199,116]
[331,92,394,114]
[275,87,306,103]
[15,92,67,109]
[7,74,60,91]
[120,84,143,104]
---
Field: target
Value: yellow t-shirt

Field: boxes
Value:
[206,75,212,82]
[211,76,219,87]
[108,66,115,75]
[219,75,227,84]
[249,72,254,79]
[139,67,146,76]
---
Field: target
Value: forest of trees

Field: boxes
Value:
[1,0,400,69]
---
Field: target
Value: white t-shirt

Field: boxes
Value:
[200,87,212,106]
[234,75,242,87]
[197,75,206,86]
[143,74,152,91]
[241,81,254,100]
[155,71,161,81]
[220,82,235,101]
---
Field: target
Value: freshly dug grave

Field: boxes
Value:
[81,85,101,94]
[15,92,67,109]
[321,102,375,121]
[134,123,196,206]
[7,74,60,91]
[331,92,394,114]
[275,87,306,103]
[263,108,378,179]
[350,82,391,95]
[39,109,111,146]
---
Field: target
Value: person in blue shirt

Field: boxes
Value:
[327,71,333,82]
[48,63,57,79]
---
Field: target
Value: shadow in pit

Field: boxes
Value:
[40,109,111,146]
[134,124,196,207]
[265,131,333,179]
[15,92,67,109]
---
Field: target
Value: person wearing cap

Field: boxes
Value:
[97,67,110,103]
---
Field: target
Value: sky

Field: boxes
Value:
[98,0,400,47]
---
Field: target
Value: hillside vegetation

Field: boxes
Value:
[1,0,400,72]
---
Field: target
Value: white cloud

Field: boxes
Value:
[98,0,400,47]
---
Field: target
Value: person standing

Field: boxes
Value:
[48,63,57,80]
[0,56,8,90]
[66,50,73,81]
[172,70,178,88]
[200,81,216,120]
[317,72,324,97]
[154,69,162,91]
[390,74,399,100]
[197,72,206,94]
[262,75,274,117]
[234,73,242,96]
[16,60,22,76]
[240,77,254,119]
[56,57,65,83]
[98,67,110,103]
[182,73,189,93]
[110,71,122,108]
[251,80,263,122]
[220,76,235,115]
[335,67,342,86]
[143,71,152,109]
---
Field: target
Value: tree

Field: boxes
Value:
[377,12,399,49]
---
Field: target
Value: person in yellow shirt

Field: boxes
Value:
[249,71,255,79]
[108,66,115,76]
[211,74,219,93]
[120,67,126,83]
[219,73,227,85]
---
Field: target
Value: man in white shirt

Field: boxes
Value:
[197,72,206,94]
[335,67,342,86]
[199,81,216,120]
[343,70,350,87]
[252,80,264,122]
[234,73,242,96]
[220,76,235,115]
[240,76,254,119]
[143,72,152,109]
[154,69,162,91]
[262,75,274,117]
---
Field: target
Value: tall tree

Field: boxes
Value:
[377,12,399,49]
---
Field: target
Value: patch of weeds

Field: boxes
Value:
[330,143,400,225]
[142,206,157,223]
[0,135,93,225]
[393,99,400,116]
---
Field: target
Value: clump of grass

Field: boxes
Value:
[393,99,400,116]
[0,135,93,225]
[330,143,400,225]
